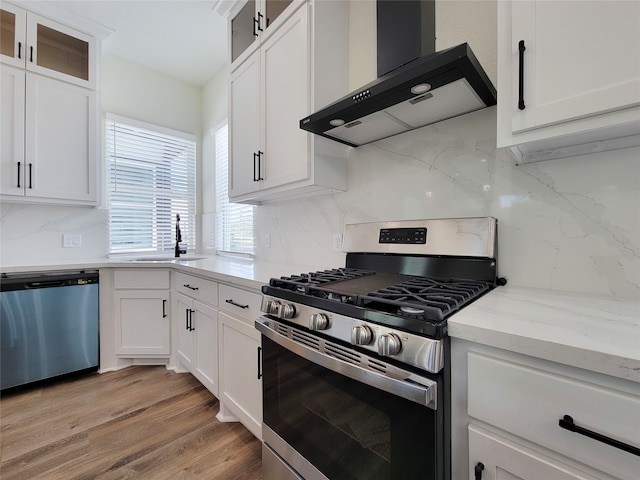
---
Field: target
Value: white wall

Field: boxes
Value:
[0,55,203,266]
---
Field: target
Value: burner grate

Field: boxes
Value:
[270,268,374,295]
[358,278,491,321]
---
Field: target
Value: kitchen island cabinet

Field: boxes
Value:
[228,0,349,204]
[496,0,640,163]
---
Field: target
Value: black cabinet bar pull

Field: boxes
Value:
[559,415,640,456]
[18,42,22,59]
[17,162,21,188]
[28,163,32,188]
[189,309,195,331]
[183,284,198,291]
[257,12,264,32]
[253,152,259,181]
[185,309,189,330]
[162,299,167,318]
[257,150,264,181]
[29,45,33,63]
[253,17,259,37]
[518,40,526,110]
[474,462,484,480]
[257,346,262,379]
[225,299,249,309]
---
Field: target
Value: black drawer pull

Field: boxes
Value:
[226,299,249,309]
[474,462,484,480]
[162,299,167,318]
[183,284,199,291]
[17,161,21,188]
[518,40,526,110]
[18,42,22,59]
[559,415,640,456]
[257,346,262,379]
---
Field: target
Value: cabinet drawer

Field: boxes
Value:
[468,425,602,480]
[218,284,262,323]
[175,272,218,306]
[113,269,170,290]
[468,352,640,479]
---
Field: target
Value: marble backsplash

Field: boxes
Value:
[1,107,638,300]
[254,107,640,300]
[0,203,108,266]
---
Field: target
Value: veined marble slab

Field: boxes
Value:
[449,285,640,383]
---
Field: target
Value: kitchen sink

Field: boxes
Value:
[131,255,207,262]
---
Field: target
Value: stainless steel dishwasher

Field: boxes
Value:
[1,270,99,391]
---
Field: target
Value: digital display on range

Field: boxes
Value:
[379,228,427,244]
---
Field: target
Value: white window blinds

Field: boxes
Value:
[106,115,196,254]
[214,123,255,254]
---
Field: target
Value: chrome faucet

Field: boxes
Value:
[175,214,186,258]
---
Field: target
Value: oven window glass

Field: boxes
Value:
[262,336,442,480]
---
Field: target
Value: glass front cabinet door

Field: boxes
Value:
[0,4,95,88]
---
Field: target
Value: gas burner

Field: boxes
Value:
[270,268,374,296]
[400,306,425,315]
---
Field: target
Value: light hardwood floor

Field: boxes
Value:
[0,366,262,479]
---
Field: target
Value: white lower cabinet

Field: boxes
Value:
[174,273,219,396]
[113,270,171,356]
[468,426,601,480]
[217,284,263,440]
[466,349,640,480]
[218,312,262,440]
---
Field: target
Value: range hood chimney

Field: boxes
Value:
[300,0,496,148]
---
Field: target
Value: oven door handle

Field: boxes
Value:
[256,317,437,409]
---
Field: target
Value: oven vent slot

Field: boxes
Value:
[275,323,289,336]
[324,343,362,366]
[367,359,388,374]
[291,329,321,350]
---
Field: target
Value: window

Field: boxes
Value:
[106,114,196,255]
[214,122,255,254]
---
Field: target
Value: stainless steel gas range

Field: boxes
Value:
[256,217,505,480]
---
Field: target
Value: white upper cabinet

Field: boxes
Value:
[0,2,100,205]
[229,0,302,71]
[1,4,96,89]
[228,0,350,204]
[497,0,640,163]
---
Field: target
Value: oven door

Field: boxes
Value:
[257,316,447,480]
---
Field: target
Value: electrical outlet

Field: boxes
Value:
[332,233,343,252]
[63,234,82,248]
[264,233,271,248]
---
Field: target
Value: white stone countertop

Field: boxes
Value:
[448,285,640,383]
[0,255,332,292]
[2,257,638,383]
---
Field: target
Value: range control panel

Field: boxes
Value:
[379,227,427,244]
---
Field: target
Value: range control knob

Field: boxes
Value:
[279,303,296,319]
[351,325,373,345]
[309,313,330,331]
[264,299,280,315]
[378,333,402,356]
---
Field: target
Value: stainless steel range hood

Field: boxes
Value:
[300,43,496,148]
[300,1,496,148]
